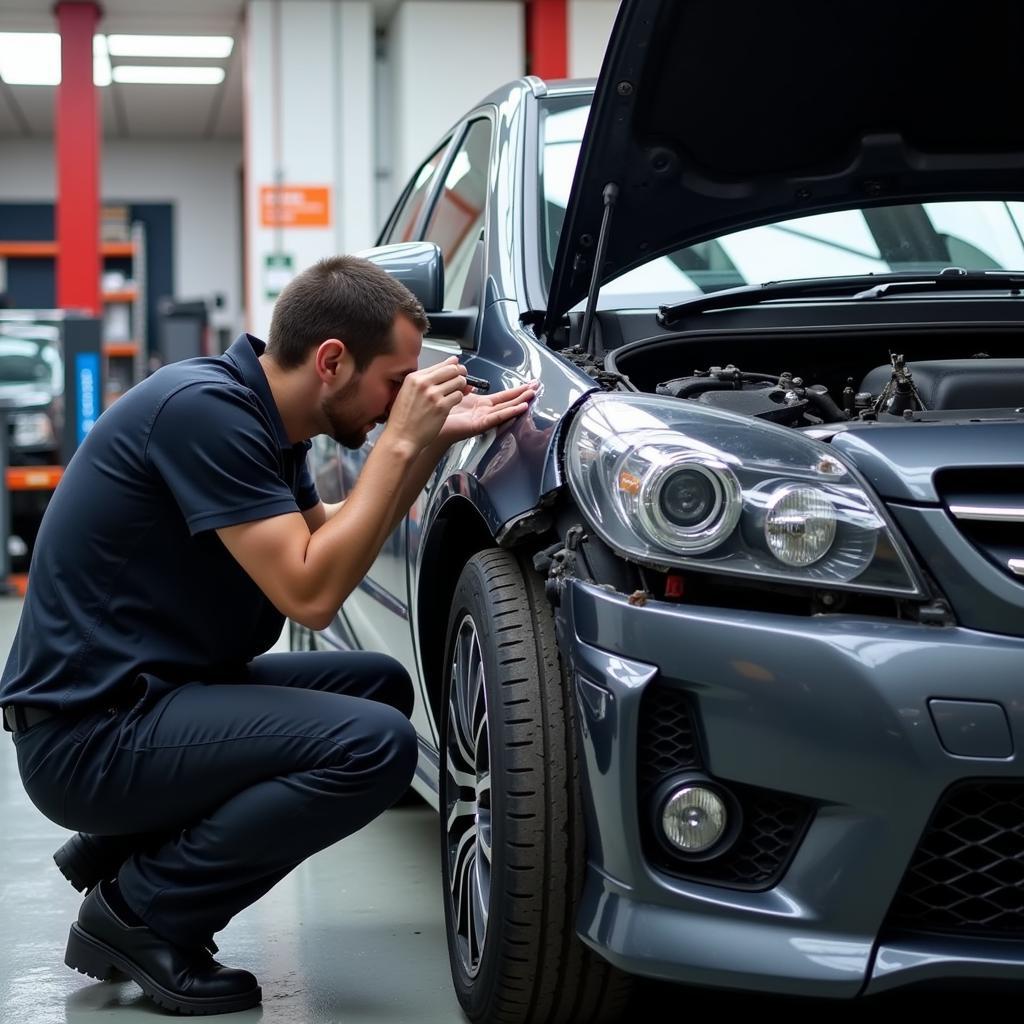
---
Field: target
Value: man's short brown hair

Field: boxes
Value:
[267,255,429,371]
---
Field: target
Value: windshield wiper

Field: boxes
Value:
[657,269,1024,328]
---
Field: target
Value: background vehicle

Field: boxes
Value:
[0,319,63,572]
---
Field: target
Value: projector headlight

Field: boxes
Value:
[563,393,922,595]
[635,454,741,553]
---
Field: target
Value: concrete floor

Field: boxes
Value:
[0,597,977,1022]
[0,597,464,1024]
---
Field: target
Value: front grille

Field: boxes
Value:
[636,684,814,890]
[636,684,700,790]
[888,781,1024,938]
[937,468,1024,584]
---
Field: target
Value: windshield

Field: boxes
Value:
[541,97,1024,308]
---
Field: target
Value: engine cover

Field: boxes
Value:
[860,359,1024,410]
[695,386,809,424]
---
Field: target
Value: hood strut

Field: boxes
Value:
[579,182,619,357]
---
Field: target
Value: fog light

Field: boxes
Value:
[661,785,727,853]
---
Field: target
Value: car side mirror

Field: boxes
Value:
[356,241,445,314]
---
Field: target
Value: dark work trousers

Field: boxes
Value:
[12,651,418,951]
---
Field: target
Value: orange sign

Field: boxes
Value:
[260,185,331,228]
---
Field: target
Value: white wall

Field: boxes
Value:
[568,0,619,79]
[389,1,524,197]
[245,0,375,337]
[0,138,243,337]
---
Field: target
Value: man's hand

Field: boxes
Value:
[436,379,538,447]
[382,357,468,452]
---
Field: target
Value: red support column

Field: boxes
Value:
[54,2,102,315]
[526,0,568,81]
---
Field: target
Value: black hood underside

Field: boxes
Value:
[546,0,1024,332]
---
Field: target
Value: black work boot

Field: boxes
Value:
[53,833,136,892]
[64,881,261,1015]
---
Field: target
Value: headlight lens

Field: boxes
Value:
[11,411,55,448]
[764,485,836,567]
[564,393,922,596]
[633,453,741,553]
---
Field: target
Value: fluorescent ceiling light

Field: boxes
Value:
[0,32,60,86]
[112,66,225,85]
[93,34,111,87]
[0,32,113,86]
[107,35,233,59]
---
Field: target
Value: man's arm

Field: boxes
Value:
[301,499,345,534]
[216,361,467,630]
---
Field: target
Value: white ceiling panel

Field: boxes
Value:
[101,83,122,138]
[4,83,52,136]
[117,82,224,138]
[0,84,26,135]
[0,0,437,139]
[0,0,244,32]
[213,45,243,139]
[0,0,243,139]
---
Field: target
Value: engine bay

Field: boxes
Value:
[654,355,1024,427]
[606,328,1024,428]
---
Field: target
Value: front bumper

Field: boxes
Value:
[557,579,1024,997]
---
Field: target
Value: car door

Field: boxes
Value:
[406,115,493,736]
[335,116,494,747]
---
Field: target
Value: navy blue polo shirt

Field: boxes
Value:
[0,334,320,715]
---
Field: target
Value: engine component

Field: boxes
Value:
[860,357,1024,411]
[656,365,846,427]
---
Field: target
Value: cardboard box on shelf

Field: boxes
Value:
[101,205,131,243]
[103,303,132,343]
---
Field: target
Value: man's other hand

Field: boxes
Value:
[436,379,537,447]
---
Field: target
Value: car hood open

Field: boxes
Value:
[544,0,1024,334]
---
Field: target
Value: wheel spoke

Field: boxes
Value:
[476,770,491,805]
[477,809,492,871]
[448,691,476,772]
[452,824,476,938]
[446,798,476,835]
[445,613,493,978]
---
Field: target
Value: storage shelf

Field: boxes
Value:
[7,466,63,491]
[0,241,136,258]
[104,342,139,358]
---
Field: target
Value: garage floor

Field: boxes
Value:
[0,597,465,1024]
[0,596,968,1022]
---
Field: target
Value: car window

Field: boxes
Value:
[383,139,451,245]
[423,118,492,309]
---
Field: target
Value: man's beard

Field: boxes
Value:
[322,374,370,450]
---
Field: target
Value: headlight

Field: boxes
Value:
[764,485,836,567]
[11,411,55,448]
[564,393,923,596]
[632,453,741,553]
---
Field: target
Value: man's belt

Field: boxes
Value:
[3,704,58,734]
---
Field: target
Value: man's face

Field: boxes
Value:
[320,314,422,449]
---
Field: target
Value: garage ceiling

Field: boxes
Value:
[0,0,408,140]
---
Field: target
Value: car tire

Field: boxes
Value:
[440,549,634,1024]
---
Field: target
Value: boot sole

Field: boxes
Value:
[65,923,261,1015]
